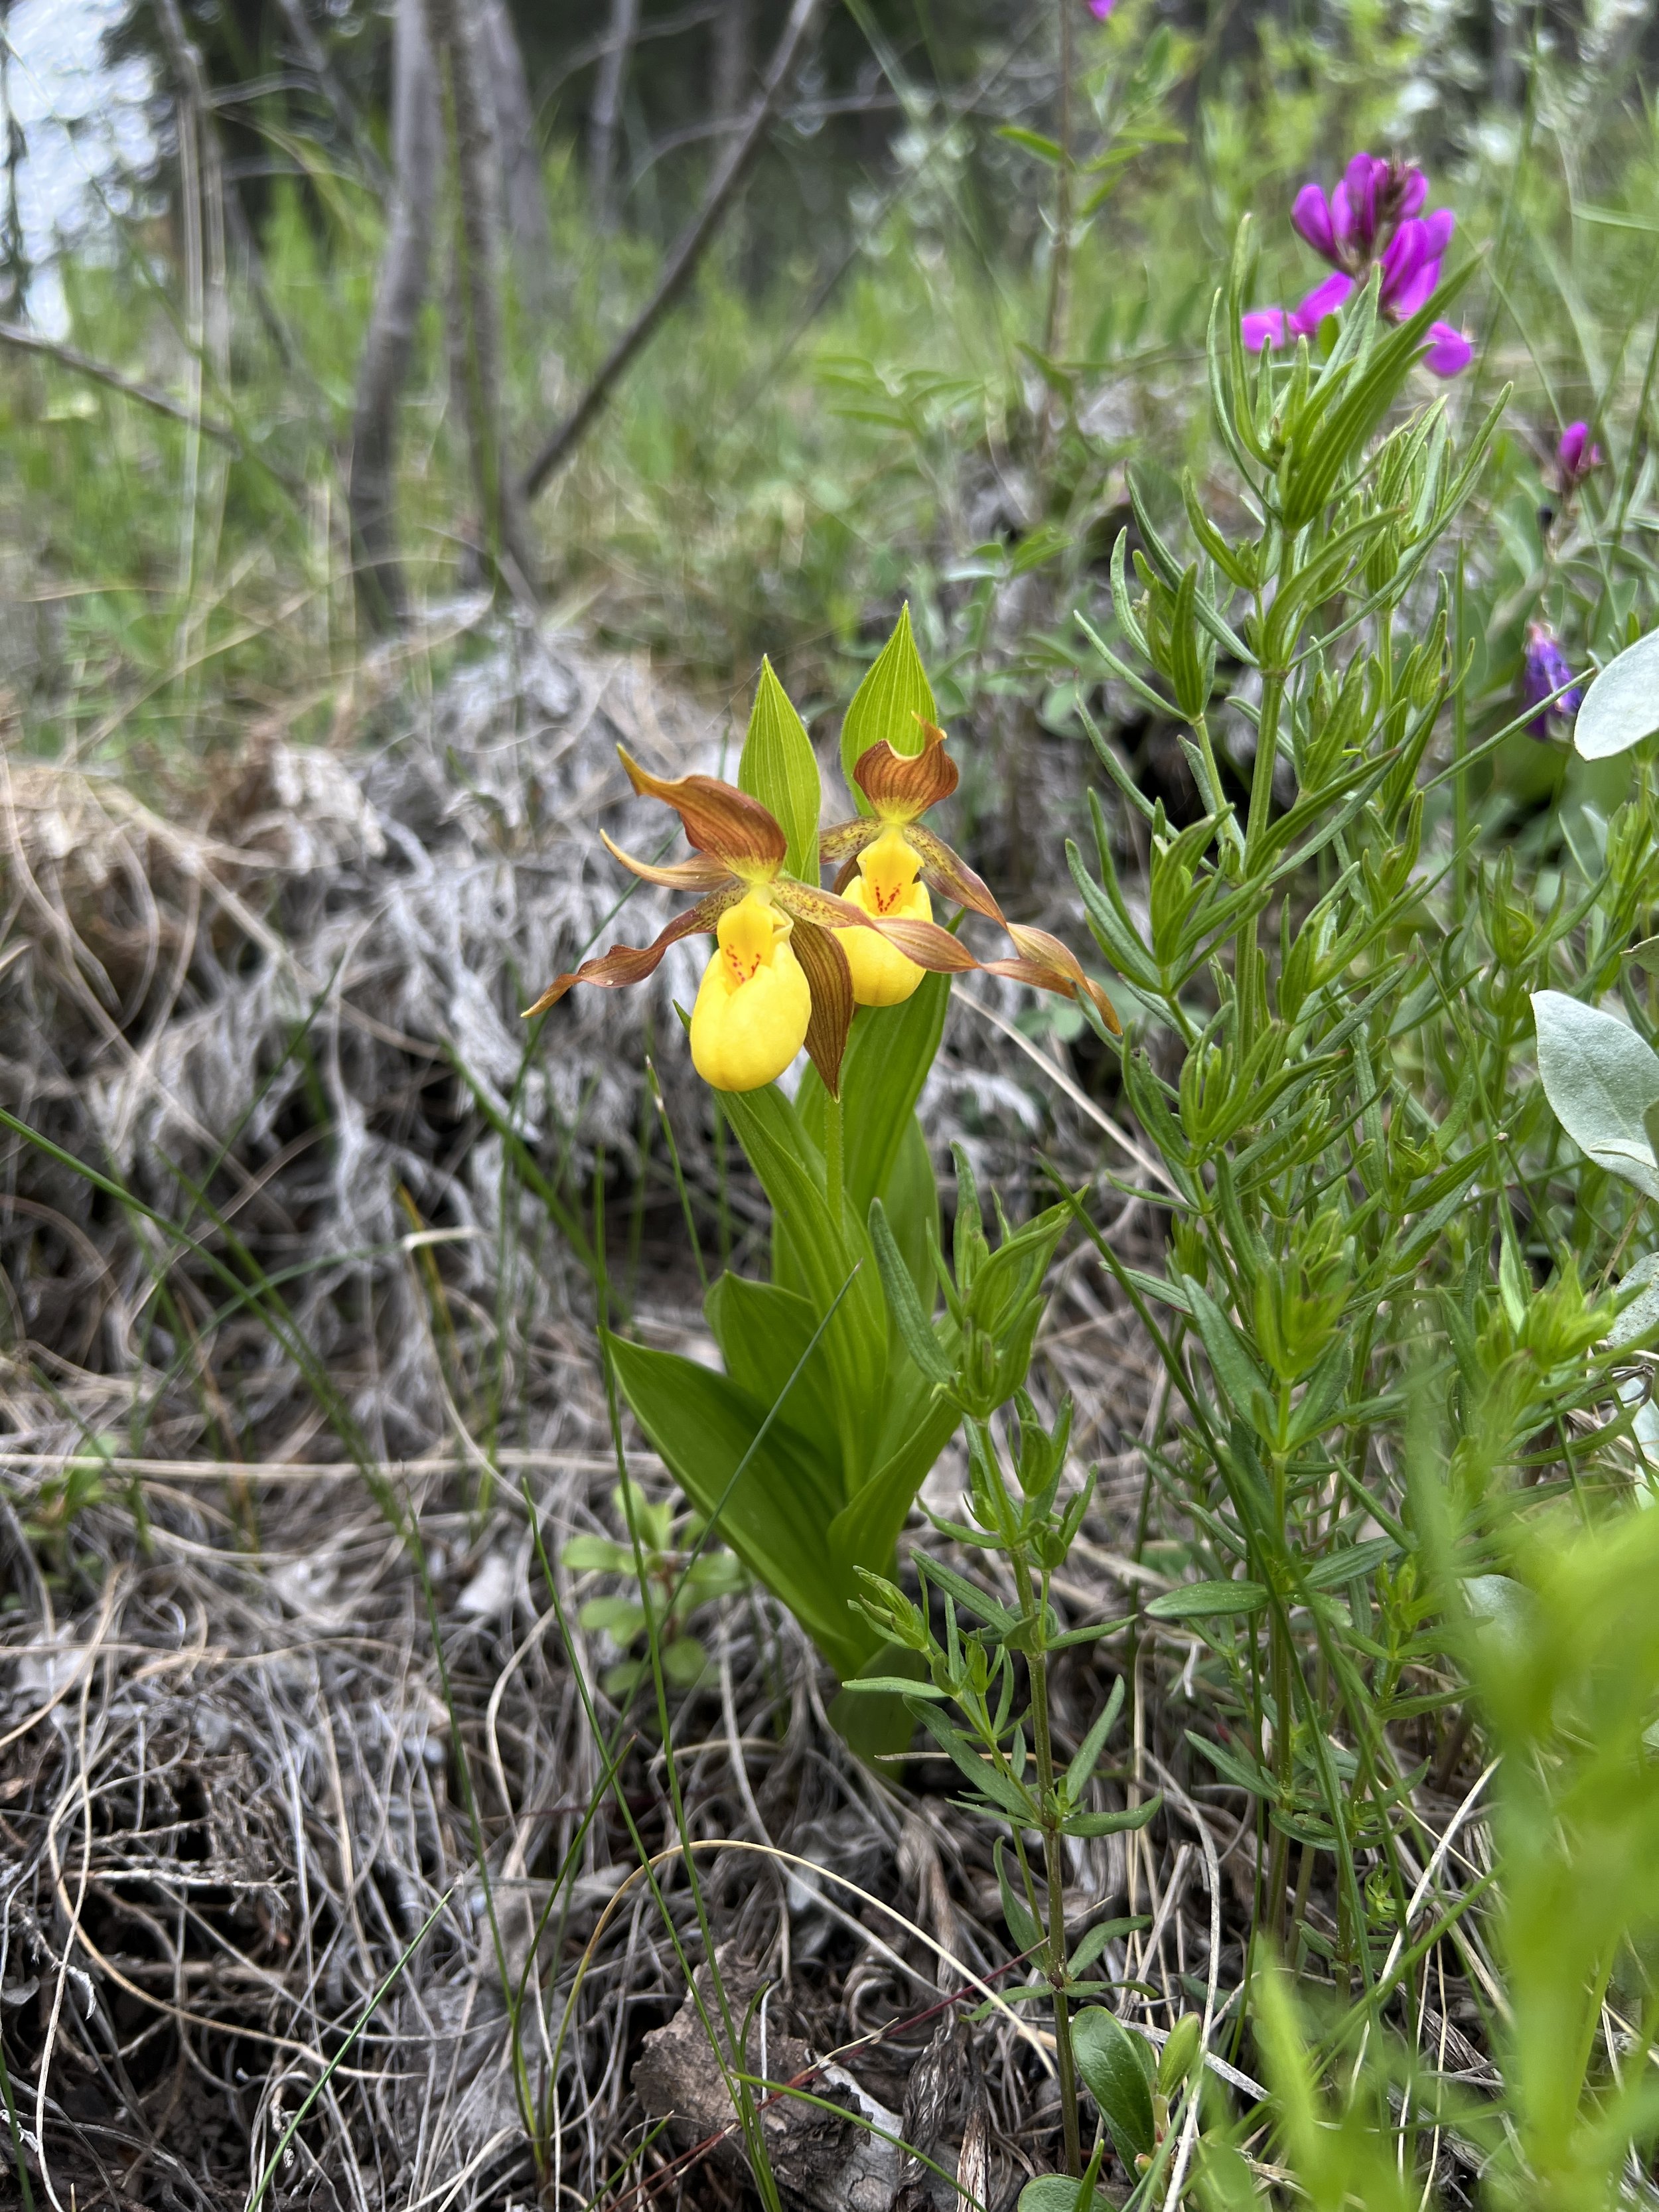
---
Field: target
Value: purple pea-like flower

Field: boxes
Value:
[1522,623,1581,739]
[1086,0,1115,16]
[1422,324,1473,378]
[1244,153,1470,377]
[1556,421,1603,490]
[1295,154,1431,274]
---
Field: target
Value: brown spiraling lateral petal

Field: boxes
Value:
[820,819,879,863]
[772,879,979,972]
[522,889,739,1017]
[789,918,855,1100]
[618,745,787,867]
[851,719,959,818]
[904,823,1007,926]
[994,923,1121,1033]
[599,830,733,890]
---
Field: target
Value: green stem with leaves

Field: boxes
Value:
[1011,1536,1082,2177]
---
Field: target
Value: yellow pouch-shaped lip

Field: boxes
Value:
[837,826,932,1007]
[690,893,812,1091]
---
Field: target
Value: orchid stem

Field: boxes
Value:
[825,1090,844,1228]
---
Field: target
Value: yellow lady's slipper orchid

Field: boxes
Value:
[524,747,979,1096]
[823,719,1121,1035]
[838,824,934,1006]
[689,892,812,1091]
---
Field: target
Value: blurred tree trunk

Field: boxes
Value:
[273,0,389,190]
[479,0,553,312]
[711,0,754,125]
[348,0,439,631]
[589,0,640,230]
[423,0,534,596]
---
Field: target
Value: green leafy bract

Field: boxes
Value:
[839,602,938,806]
[739,654,822,879]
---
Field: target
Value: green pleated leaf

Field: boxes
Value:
[840,602,938,807]
[739,656,822,880]
[719,1078,889,1478]
[606,1333,871,1676]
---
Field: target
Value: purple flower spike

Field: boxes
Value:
[1243,150,1460,370]
[1086,0,1115,17]
[1292,183,1337,260]
[1523,623,1581,738]
[1557,421,1603,489]
[1423,323,1473,378]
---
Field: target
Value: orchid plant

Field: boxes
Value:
[528,615,1115,1724]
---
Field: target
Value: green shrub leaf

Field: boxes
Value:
[1574,630,1659,759]
[1532,990,1659,1200]
[1072,2007,1156,2164]
[1146,1578,1269,1619]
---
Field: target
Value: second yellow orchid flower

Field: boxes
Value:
[823,719,1121,1031]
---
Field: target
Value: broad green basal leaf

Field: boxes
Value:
[1574,630,1659,761]
[1532,990,1659,1200]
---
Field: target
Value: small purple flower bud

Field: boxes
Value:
[1423,323,1473,378]
[1291,183,1337,262]
[1086,0,1115,16]
[1556,421,1603,489]
[1523,624,1581,738]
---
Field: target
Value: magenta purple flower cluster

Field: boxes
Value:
[1086,0,1115,17]
[1243,152,1471,378]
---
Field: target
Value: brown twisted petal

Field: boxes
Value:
[852,719,959,818]
[991,924,1121,1033]
[904,822,1007,925]
[617,745,787,868]
[770,878,978,972]
[599,830,733,890]
[522,888,741,1018]
[788,918,855,1099]
[820,818,879,863]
